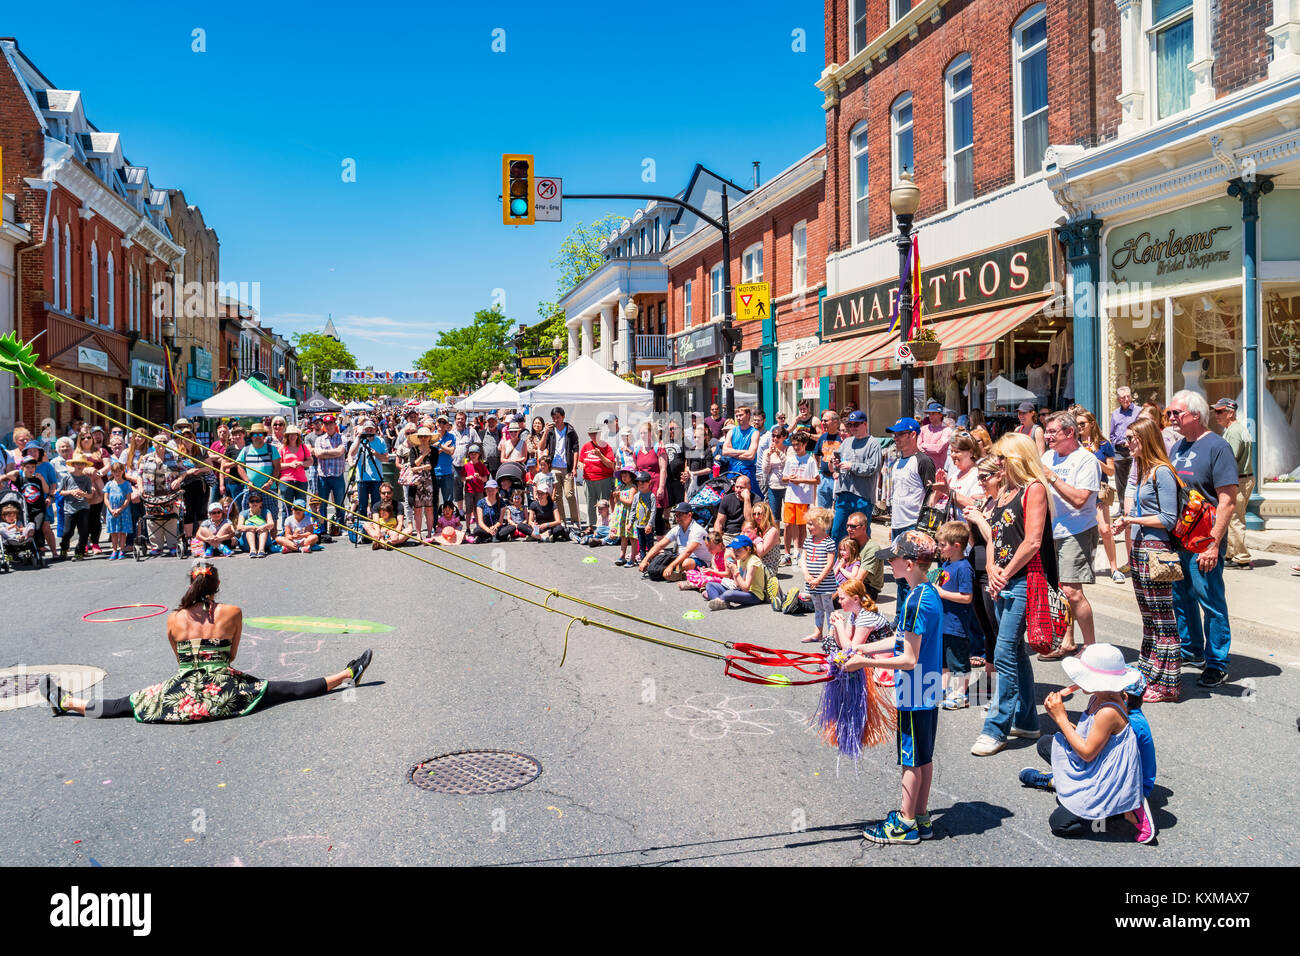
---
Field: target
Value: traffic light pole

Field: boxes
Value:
[562,191,739,417]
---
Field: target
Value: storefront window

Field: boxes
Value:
[1110,301,1167,404]
[1263,285,1300,479]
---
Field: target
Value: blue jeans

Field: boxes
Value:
[357,480,382,521]
[704,583,761,606]
[434,473,455,514]
[816,476,835,508]
[766,487,785,522]
[981,576,1039,741]
[316,474,347,532]
[832,493,872,542]
[1173,548,1232,670]
[891,523,916,606]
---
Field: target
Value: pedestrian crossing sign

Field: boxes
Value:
[736,282,770,322]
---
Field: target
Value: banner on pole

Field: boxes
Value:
[330,369,430,385]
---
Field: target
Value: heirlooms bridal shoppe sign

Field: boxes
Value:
[1107,196,1242,291]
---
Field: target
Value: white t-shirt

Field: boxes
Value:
[668,520,711,563]
[285,513,315,536]
[891,455,926,529]
[1042,446,1100,538]
[781,452,818,505]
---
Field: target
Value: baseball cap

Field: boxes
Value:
[634,470,652,483]
[1212,398,1238,411]
[322,414,337,424]
[1016,401,1036,413]
[729,534,754,551]
[208,502,225,513]
[879,530,938,562]
[672,502,694,515]
[845,410,868,425]
[21,455,38,465]
[925,400,944,413]
[885,417,921,434]
[293,499,307,510]
[484,479,499,489]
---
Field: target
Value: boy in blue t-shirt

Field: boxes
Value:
[934,521,976,710]
[845,530,943,844]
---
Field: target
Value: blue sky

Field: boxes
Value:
[7,0,826,367]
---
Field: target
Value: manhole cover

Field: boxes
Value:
[408,750,542,795]
[0,673,43,699]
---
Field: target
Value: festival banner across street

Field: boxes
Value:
[330,369,430,385]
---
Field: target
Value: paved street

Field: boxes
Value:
[4,531,1297,867]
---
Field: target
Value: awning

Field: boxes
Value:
[860,297,1052,373]
[655,360,720,385]
[776,329,898,382]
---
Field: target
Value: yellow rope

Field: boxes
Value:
[38,371,729,664]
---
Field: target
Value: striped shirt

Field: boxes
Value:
[803,535,838,593]
[313,432,347,477]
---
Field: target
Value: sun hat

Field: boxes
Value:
[1124,671,1148,699]
[509,422,523,432]
[1061,644,1141,694]
[69,453,91,465]
[249,423,268,434]
[415,426,434,438]
[586,422,601,433]
[285,424,302,435]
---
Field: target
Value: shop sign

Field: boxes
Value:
[77,346,108,373]
[521,356,553,373]
[192,347,213,382]
[821,233,1055,341]
[777,335,820,369]
[733,351,753,376]
[131,359,165,391]
[1107,197,1240,291]
[673,324,725,365]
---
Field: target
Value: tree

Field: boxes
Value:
[292,331,366,399]
[536,213,624,324]
[414,306,515,391]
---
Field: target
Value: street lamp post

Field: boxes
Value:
[890,169,921,420]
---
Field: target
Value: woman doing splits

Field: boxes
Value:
[39,561,373,720]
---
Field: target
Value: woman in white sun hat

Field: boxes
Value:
[1042,643,1155,844]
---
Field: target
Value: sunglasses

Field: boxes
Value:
[977,472,997,480]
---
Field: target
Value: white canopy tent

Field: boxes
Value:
[519,356,653,437]
[455,380,521,412]
[343,400,373,412]
[182,379,299,420]
[985,375,1037,406]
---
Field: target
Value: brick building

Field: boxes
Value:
[166,189,220,412]
[1045,0,1300,527]
[800,0,1099,430]
[0,38,183,432]
[661,147,828,420]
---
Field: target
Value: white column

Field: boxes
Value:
[1269,0,1300,79]
[1189,0,1216,109]
[581,316,594,359]
[567,324,580,364]
[1115,0,1146,136]
[618,301,634,374]
[599,306,615,371]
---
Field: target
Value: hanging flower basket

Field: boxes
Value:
[907,339,941,363]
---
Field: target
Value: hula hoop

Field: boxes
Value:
[82,604,169,624]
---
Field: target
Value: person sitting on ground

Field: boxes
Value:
[703,533,767,610]
[502,488,533,539]
[236,492,275,557]
[196,501,237,557]
[574,499,613,547]
[277,501,320,553]
[681,530,728,591]
[1035,644,1155,844]
[473,479,511,543]
[640,501,711,581]
[366,500,409,549]
[827,578,895,660]
[833,536,862,589]
[527,485,568,541]
[40,561,373,722]
[434,501,465,545]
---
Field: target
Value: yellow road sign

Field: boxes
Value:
[736,282,770,322]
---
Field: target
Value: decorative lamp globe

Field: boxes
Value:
[890,168,920,217]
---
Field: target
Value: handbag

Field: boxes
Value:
[1025,553,1071,653]
[1134,475,1183,582]
[916,490,956,539]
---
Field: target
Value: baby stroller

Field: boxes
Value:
[0,490,46,571]
[686,471,739,528]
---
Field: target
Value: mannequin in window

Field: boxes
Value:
[1026,357,1051,407]
[1180,351,1208,402]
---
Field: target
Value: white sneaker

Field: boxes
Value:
[970,734,1006,756]
[707,598,728,611]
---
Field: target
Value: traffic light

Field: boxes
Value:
[502,153,535,225]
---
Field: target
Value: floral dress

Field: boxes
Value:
[405,444,435,508]
[609,481,637,538]
[129,635,268,723]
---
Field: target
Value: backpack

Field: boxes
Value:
[1154,465,1215,553]
[643,545,678,581]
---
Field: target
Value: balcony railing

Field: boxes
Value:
[635,334,669,360]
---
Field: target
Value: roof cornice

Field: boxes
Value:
[816,0,946,107]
